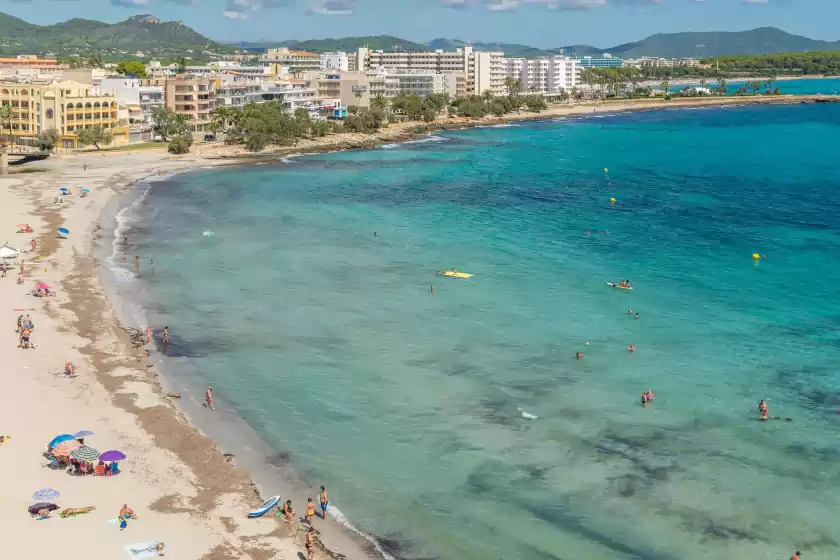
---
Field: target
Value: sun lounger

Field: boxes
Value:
[125,541,165,559]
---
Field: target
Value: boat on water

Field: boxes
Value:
[607,282,633,290]
[438,270,473,279]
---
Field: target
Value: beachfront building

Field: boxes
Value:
[99,76,154,142]
[578,54,623,69]
[0,56,65,71]
[259,79,327,113]
[146,60,271,79]
[139,85,164,123]
[320,52,350,72]
[383,70,461,98]
[505,56,579,94]
[303,70,389,109]
[0,79,126,148]
[356,46,506,96]
[623,57,701,69]
[214,74,263,107]
[260,48,322,73]
[143,76,218,132]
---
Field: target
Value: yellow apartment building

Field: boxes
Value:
[0,80,127,149]
[142,76,219,131]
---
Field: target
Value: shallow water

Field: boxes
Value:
[110,103,840,559]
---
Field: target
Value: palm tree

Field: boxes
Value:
[371,94,389,111]
[699,78,707,93]
[176,56,187,75]
[87,54,104,69]
[481,89,494,103]
[0,104,14,146]
[210,106,234,132]
[718,76,728,95]
[660,80,670,97]
[503,76,522,98]
[172,113,192,136]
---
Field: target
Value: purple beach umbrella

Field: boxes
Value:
[98,450,126,462]
[73,430,95,438]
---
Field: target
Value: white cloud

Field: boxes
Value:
[223,9,252,18]
[742,0,769,3]
[486,0,519,11]
[309,0,356,15]
[111,0,149,6]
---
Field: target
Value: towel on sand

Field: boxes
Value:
[124,542,164,559]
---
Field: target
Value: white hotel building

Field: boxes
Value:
[355,46,507,97]
[505,56,579,94]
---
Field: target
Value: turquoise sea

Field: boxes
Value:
[109,103,840,560]
[670,77,840,95]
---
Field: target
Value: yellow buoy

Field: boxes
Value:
[609,197,616,204]
[752,253,760,260]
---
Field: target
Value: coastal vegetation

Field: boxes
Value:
[709,51,840,75]
[36,128,59,151]
[77,125,114,150]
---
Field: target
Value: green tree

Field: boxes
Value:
[660,80,670,98]
[171,113,192,137]
[503,77,522,98]
[717,77,728,95]
[87,54,104,69]
[77,125,114,150]
[150,106,175,141]
[176,56,188,74]
[0,104,14,146]
[116,61,147,78]
[371,94,389,111]
[481,89,494,103]
[523,95,547,113]
[167,135,192,154]
[36,129,60,151]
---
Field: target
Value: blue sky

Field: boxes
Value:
[0,0,835,48]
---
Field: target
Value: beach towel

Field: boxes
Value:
[60,506,95,518]
[124,541,164,559]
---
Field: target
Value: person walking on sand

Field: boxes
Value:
[31,238,36,252]
[205,387,214,410]
[145,326,151,344]
[123,253,127,263]
[319,485,328,520]
[19,260,24,274]
[135,256,140,268]
[163,326,169,344]
[306,526,315,560]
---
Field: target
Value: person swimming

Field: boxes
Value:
[759,399,768,420]
[645,389,654,402]
[627,308,632,315]
[575,352,583,360]
[641,393,648,407]
[628,344,636,353]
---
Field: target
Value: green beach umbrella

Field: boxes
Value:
[70,446,100,462]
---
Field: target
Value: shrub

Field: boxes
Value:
[167,135,192,154]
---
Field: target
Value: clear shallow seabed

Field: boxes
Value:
[109,103,840,560]
[671,77,840,95]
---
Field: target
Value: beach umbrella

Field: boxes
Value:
[51,440,82,458]
[17,224,29,227]
[70,446,100,462]
[81,189,90,193]
[28,502,58,515]
[57,228,70,238]
[59,187,68,193]
[48,434,75,448]
[36,282,50,291]
[73,430,95,438]
[0,243,20,259]
[99,450,126,462]
[32,489,60,501]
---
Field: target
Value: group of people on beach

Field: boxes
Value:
[277,486,329,559]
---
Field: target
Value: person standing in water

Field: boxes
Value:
[206,387,214,409]
[145,326,151,345]
[163,326,169,344]
[430,285,435,294]
[305,498,315,526]
[759,399,768,420]
[319,486,328,520]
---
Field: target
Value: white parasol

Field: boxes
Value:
[0,243,21,259]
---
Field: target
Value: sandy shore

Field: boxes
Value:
[0,152,378,559]
[0,92,834,559]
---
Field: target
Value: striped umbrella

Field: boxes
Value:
[70,446,100,462]
[51,440,81,458]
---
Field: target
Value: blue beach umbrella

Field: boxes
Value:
[57,228,70,237]
[59,187,68,192]
[73,430,95,439]
[48,434,75,448]
[81,189,90,193]
[32,488,60,502]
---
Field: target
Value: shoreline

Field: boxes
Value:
[1,94,835,558]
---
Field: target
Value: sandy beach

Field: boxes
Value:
[0,92,835,559]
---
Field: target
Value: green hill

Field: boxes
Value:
[0,13,237,59]
[235,35,427,53]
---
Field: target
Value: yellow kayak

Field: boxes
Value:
[440,271,473,279]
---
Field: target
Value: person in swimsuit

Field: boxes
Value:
[627,308,632,315]
[791,551,801,560]
[306,526,315,560]
[206,387,214,410]
[759,399,768,420]
[163,326,169,344]
[641,393,648,408]
[319,486,328,520]
[146,326,151,344]
[628,344,635,353]
[306,498,315,525]
[635,312,639,320]
[575,352,583,360]
[282,500,294,522]
[645,389,654,402]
